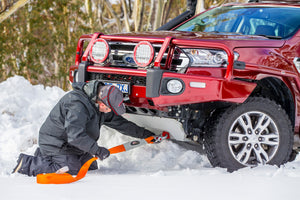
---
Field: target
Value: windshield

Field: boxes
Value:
[175,5,300,39]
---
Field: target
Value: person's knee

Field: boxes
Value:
[52,154,82,175]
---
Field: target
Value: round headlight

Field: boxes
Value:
[133,41,154,67]
[90,39,110,63]
[167,79,183,94]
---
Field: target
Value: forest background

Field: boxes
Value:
[0,0,244,90]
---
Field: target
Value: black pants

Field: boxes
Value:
[15,148,98,176]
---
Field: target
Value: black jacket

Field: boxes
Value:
[38,81,154,156]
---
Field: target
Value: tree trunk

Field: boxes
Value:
[121,0,130,32]
[196,0,205,14]
[23,9,31,83]
[146,0,155,31]
[133,0,144,31]
[153,0,164,30]
[96,0,104,30]
[137,0,144,31]
[85,0,94,33]
[0,0,30,23]
[161,0,172,26]
[43,9,60,79]
[1,0,8,13]
[104,0,121,32]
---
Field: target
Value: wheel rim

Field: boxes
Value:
[228,111,280,166]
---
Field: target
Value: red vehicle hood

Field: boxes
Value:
[109,31,286,49]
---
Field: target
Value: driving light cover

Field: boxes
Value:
[133,41,155,67]
[167,79,183,94]
[90,39,110,63]
[183,48,228,67]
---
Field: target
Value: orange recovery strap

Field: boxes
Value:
[36,133,169,184]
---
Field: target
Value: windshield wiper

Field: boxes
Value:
[207,31,244,35]
[256,34,282,40]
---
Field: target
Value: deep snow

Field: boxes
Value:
[1,76,300,200]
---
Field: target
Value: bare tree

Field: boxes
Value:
[121,0,131,32]
[153,0,167,30]
[103,0,121,32]
[133,0,144,31]
[146,0,155,30]
[0,0,29,23]
[196,0,205,14]
[85,0,95,33]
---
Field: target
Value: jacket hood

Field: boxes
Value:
[72,81,104,102]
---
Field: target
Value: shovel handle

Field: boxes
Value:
[108,132,170,154]
[109,136,155,154]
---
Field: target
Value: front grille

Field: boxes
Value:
[88,72,146,86]
[106,42,162,68]
[92,41,189,73]
[108,42,138,67]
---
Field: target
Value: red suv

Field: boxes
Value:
[69,0,300,171]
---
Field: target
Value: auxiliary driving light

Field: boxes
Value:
[90,38,110,63]
[133,41,155,67]
[167,79,183,94]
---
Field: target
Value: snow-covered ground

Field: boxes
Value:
[1,76,300,200]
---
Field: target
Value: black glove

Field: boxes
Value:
[95,147,110,160]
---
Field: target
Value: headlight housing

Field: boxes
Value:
[90,39,110,63]
[133,41,155,67]
[183,48,228,67]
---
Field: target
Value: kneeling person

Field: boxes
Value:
[13,80,156,176]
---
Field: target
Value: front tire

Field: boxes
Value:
[204,97,293,171]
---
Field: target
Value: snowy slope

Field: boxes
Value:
[1,76,300,200]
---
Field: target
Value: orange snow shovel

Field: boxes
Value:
[37,133,169,184]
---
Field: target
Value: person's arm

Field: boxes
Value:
[64,101,99,155]
[103,112,155,139]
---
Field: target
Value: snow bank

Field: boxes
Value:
[0,76,65,175]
